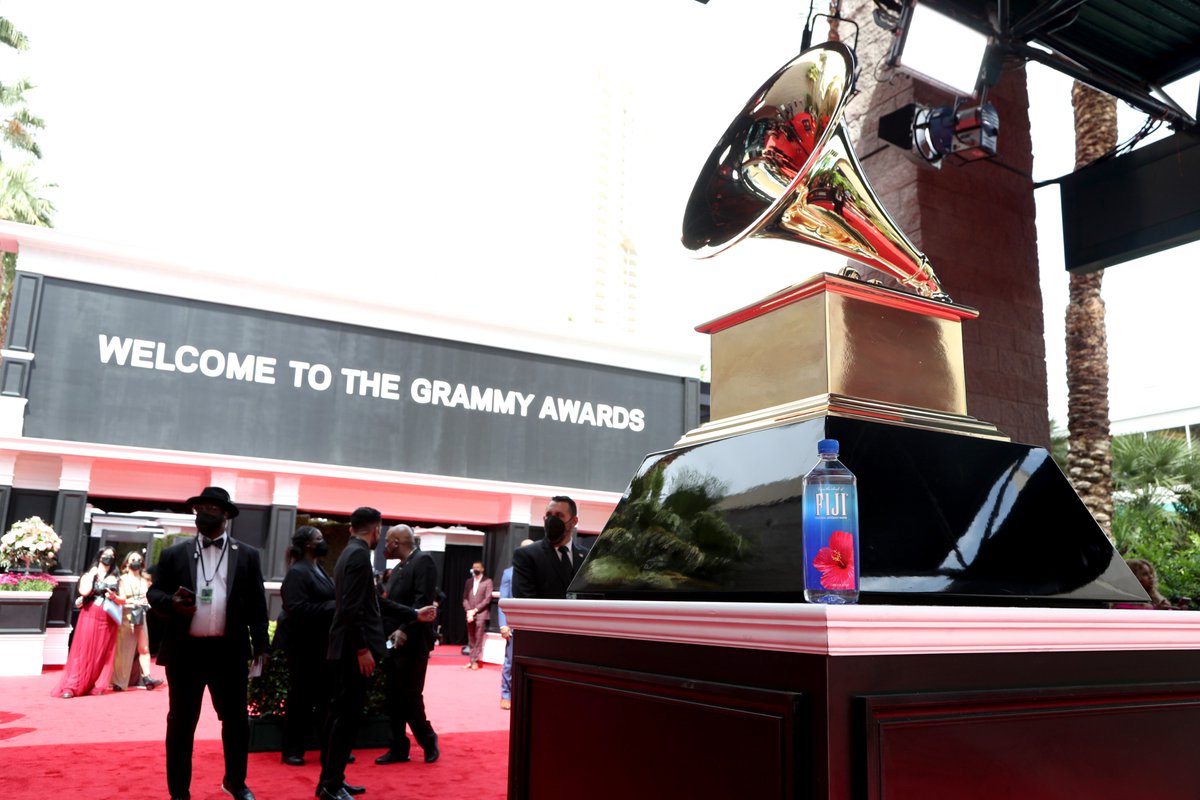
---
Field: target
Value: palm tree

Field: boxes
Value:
[1112,433,1200,526]
[0,79,46,159]
[0,15,54,344]
[1064,81,1116,537]
[1111,432,1200,601]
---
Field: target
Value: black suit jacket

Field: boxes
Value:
[278,558,336,660]
[382,548,438,653]
[148,535,270,666]
[328,537,416,662]
[512,538,586,600]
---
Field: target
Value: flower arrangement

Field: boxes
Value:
[0,516,63,572]
[0,571,58,592]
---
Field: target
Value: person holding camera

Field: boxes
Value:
[55,545,125,698]
[112,550,162,691]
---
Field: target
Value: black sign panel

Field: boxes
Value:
[23,278,693,491]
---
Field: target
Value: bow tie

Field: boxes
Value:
[202,536,225,549]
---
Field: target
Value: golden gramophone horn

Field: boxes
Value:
[682,42,949,301]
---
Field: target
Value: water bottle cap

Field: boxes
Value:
[818,438,839,454]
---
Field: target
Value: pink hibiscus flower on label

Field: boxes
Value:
[813,530,856,590]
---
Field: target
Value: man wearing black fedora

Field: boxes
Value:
[148,486,270,800]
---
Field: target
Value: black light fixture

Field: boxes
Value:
[879,101,999,167]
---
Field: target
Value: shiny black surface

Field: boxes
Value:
[570,417,1148,606]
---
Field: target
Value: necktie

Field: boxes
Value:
[203,536,224,548]
[557,546,571,579]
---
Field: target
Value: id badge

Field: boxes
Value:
[199,586,214,605]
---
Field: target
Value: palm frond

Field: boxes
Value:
[0,19,30,52]
[0,162,56,226]
[0,78,34,106]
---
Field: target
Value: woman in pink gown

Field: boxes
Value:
[55,546,125,698]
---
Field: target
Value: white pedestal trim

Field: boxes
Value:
[500,599,1200,656]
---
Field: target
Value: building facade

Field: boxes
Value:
[0,223,701,656]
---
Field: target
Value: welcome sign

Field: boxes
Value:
[21,278,695,491]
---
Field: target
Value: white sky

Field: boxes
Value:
[2,0,1196,432]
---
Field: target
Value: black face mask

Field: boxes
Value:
[544,515,567,546]
[313,541,329,557]
[195,512,223,536]
[100,555,114,566]
[129,561,142,570]
[472,569,482,576]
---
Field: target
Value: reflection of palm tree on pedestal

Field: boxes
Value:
[577,460,749,591]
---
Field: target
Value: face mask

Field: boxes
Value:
[544,514,567,546]
[129,560,142,570]
[195,511,223,535]
[100,555,114,566]
[313,541,329,557]
[472,569,482,576]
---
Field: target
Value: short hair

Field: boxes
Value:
[551,495,577,518]
[350,507,382,530]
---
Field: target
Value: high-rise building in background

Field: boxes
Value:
[584,68,640,336]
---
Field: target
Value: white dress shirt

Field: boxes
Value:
[190,535,230,637]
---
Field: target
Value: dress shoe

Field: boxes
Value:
[281,754,305,766]
[111,684,125,692]
[314,784,364,799]
[374,750,410,765]
[315,786,354,800]
[423,734,440,764]
[347,754,356,764]
[499,698,511,710]
[220,781,256,800]
[141,676,164,690]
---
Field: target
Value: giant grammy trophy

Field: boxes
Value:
[569,41,1144,606]
[503,42,1200,800]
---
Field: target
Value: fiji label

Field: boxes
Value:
[803,487,859,593]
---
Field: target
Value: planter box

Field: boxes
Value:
[247,714,391,753]
[0,590,51,634]
[0,591,51,677]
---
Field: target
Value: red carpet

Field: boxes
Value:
[0,646,510,799]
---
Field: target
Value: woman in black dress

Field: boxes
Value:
[277,526,337,765]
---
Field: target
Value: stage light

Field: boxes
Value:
[889,1,990,97]
[878,101,999,168]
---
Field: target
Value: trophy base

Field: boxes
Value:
[694,273,998,443]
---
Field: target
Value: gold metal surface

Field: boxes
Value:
[682,42,950,301]
[685,273,1005,445]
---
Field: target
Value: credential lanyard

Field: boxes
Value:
[197,538,228,589]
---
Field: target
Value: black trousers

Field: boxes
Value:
[319,655,367,791]
[383,648,436,753]
[164,637,250,798]
[283,650,331,758]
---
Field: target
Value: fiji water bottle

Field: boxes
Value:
[802,438,859,604]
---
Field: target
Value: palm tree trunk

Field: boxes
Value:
[1065,81,1117,536]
